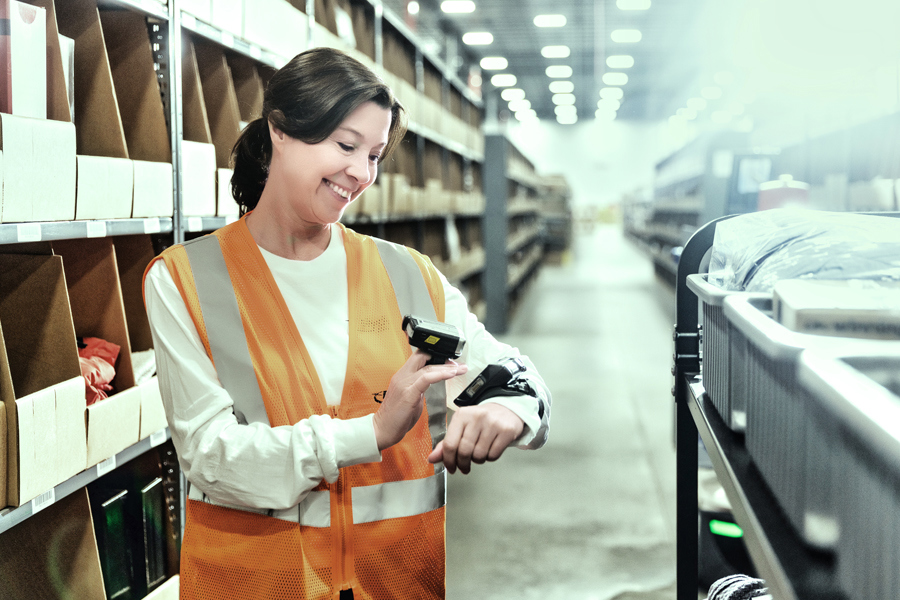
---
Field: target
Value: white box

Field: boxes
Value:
[181,141,217,216]
[0,114,76,222]
[132,160,173,218]
[216,167,238,217]
[138,377,167,441]
[76,155,134,220]
[243,0,308,59]
[58,34,75,120]
[2,1,47,119]
[181,0,211,22]
[211,0,243,35]
[145,576,179,600]
[85,386,141,468]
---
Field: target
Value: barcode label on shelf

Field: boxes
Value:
[97,456,117,477]
[249,44,262,59]
[144,218,161,234]
[16,223,41,242]
[31,488,55,514]
[86,221,107,238]
[221,31,235,47]
[187,217,203,231]
[150,428,167,448]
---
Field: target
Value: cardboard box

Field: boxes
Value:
[0,402,5,506]
[0,113,76,222]
[75,155,133,220]
[145,575,179,600]
[181,140,217,216]
[195,42,241,169]
[58,33,74,119]
[182,39,213,146]
[0,488,106,597]
[243,0,308,59]
[226,54,264,124]
[311,21,350,52]
[217,167,238,217]
[139,376,167,440]
[132,160,174,218]
[0,1,47,118]
[52,238,140,468]
[0,253,86,506]
[211,0,243,35]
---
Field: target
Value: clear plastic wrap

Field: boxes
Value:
[708,208,900,292]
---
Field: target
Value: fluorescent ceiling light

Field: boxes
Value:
[541,45,570,59]
[557,113,578,124]
[606,55,634,69]
[549,80,574,94]
[501,88,526,101]
[463,31,493,45]
[441,1,475,14]
[701,86,722,100]
[555,105,577,116]
[490,73,517,87]
[669,114,686,125]
[714,71,734,86]
[616,0,650,9]
[611,29,642,43]
[598,98,621,111]
[599,87,624,100]
[515,109,538,121]
[711,110,733,124]
[480,56,508,70]
[728,101,745,115]
[595,108,617,121]
[408,1,420,15]
[552,93,575,106]
[534,14,566,27]
[508,99,531,112]
[602,72,628,86]
[687,97,707,111]
[546,65,573,78]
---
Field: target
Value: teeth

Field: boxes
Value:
[326,180,352,199]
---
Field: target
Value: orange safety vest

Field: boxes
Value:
[144,217,448,600]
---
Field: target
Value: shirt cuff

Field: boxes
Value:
[480,395,541,447]
[333,414,382,468]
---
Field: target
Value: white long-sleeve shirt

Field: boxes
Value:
[145,226,550,511]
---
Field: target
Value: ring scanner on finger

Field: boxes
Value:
[402,315,466,365]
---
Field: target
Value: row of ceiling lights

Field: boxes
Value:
[415,0,652,124]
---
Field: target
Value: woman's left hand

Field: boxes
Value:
[427,404,524,474]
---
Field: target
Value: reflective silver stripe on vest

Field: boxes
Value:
[188,474,444,527]
[183,235,270,426]
[372,238,448,466]
[353,471,446,524]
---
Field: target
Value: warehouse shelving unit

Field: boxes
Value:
[672,219,847,600]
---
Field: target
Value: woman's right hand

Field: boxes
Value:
[373,350,467,451]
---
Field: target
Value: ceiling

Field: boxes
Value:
[382,0,713,123]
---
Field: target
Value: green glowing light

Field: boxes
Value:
[710,519,743,538]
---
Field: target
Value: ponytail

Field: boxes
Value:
[230,118,271,215]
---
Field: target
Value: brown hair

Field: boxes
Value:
[230,47,406,215]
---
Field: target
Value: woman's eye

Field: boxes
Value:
[370,155,380,163]
[338,143,354,152]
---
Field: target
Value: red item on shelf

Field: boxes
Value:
[78,337,120,405]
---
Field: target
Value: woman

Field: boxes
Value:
[144,47,550,600]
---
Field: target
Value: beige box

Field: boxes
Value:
[243,0,308,58]
[358,182,383,218]
[0,253,87,507]
[181,141,217,216]
[217,168,238,217]
[3,1,47,119]
[139,377,167,440]
[311,21,351,52]
[389,173,412,215]
[0,114,76,222]
[75,155,133,220]
[211,0,243,35]
[181,0,211,22]
[132,160,174,218]
[52,238,140,469]
[85,385,140,467]
[0,489,106,598]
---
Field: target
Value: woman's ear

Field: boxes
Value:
[268,120,286,147]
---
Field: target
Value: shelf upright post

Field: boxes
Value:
[373,0,383,69]
[673,217,728,599]
[166,0,185,245]
[482,93,508,333]
[306,0,315,50]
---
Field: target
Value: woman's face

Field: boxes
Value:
[271,100,392,225]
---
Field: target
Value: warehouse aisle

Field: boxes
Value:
[446,223,679,600]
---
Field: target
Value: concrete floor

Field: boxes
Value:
[446,224,682,600]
